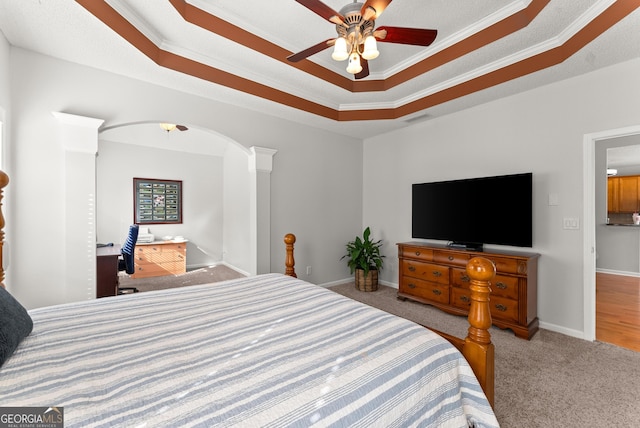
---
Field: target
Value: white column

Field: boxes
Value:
[249,147,277,274]
[52,112,103,301]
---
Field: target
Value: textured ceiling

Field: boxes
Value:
[0,0,639,139]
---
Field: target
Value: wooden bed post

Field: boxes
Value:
[0,170,8,289]
[284,233,297,277]
[464,256,496,407]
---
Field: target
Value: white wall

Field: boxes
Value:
[5,48,363,309]
[96,139,224,269]
[223,143,252,274]
[363,57,640,338]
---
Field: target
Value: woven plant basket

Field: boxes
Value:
[355,268,378,292]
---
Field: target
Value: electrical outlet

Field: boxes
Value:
[306,266,312,275]
[563,217,580,230]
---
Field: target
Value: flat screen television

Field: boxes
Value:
[412,172,533,250]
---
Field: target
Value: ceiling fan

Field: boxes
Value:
[159,123,188,132]
[287,0,437,79]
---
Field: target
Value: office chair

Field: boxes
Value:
[118,224,139,294]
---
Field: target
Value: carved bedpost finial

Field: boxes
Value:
[284,233,297,277]
[466,257,495,343]
[0,170,9,289]
[465,256,496,407]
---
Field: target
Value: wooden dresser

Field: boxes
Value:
[131,240,187,279]
[397,242,539,339]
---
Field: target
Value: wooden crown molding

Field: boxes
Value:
[76,0,639,121]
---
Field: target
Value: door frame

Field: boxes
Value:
[583,124,640,341]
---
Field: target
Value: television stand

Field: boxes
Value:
[397,242,540,339]
[448,242,484,252]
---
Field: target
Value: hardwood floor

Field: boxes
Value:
[596,272,640,352]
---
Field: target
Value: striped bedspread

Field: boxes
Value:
[1,274,499,427]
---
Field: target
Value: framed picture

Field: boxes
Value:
[133,178,182,224]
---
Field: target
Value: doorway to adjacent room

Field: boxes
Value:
[584,124,640,351]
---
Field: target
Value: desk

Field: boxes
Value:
[97,244,121,298]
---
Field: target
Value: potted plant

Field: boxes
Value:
[341,227,385,291]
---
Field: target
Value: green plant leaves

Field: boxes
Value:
[341,227,385,278]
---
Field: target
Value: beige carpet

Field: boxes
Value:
[118,264,245,293]
[120,268,640,427]
[330,282,640,428]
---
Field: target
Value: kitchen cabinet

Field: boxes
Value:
[608,176,640,213]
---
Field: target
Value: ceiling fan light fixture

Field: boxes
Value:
[290,0,438,79]
[346,51,362,74]
[331,37,349,61]
[361,35,379,60]
[159,123,177,132]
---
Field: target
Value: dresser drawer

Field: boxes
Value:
[450,288,519,323]
[134,261,184,278]
[489,294,519,323]
[489,256,527,276]
[400,246,433,262]
[400,276,449,305]
[491,275,519,300]
[136,243,186,254]
[401,260,449,285]
[451,286,473,310]
[434,250,470,267]
[452,268,518,300]
[451,267,472,288]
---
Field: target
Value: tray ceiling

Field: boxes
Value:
[0,0,638,139]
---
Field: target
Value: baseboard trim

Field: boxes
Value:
[317,277,353,288]
[317,278,399,289]
[538,321,586,340]
[596,268,640,278]
[187,261,251,278]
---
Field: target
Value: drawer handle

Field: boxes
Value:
[448,255,454,261]
[414,251,421,256]
[432,289,442,296]
[495,304,507,312]
[408,283,416,289]
[460,295,470,303]
[496,282,507,290]
[460,274,470,283]
[432,271,442,277]
[408,266,416,272]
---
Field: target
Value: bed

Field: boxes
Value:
[0,171,499,427]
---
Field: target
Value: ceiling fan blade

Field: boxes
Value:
[374,26,437,46]
[287,38,335,62]
[294,0,345,25]
[354,58,370,80]
[176,125,188,131]
[361,0,392,21]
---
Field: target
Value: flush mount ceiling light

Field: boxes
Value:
[287,0,438,79]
